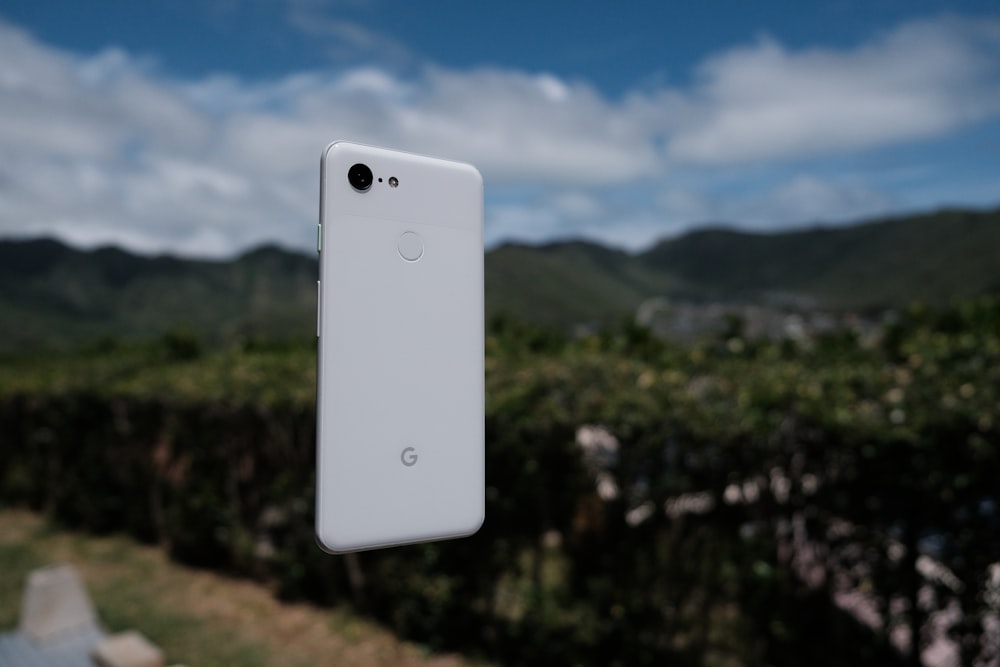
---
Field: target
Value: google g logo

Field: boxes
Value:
[400,447,418,467]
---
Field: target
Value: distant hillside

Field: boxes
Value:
[0,239,317,351]
[488,207,1000,327]
[0,206,998,350]
[642,208,1000,309]
[484,240,677,330]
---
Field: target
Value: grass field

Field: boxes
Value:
[0,509,485,667]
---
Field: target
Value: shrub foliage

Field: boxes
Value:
[2,300,999,666]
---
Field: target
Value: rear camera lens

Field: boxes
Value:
[347,163,373,192]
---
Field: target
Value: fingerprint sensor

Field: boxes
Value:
[397,231,423,262]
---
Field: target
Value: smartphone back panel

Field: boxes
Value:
[316,141,484,552]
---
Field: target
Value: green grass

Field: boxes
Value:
[0,512,287,667]
[0,509,482,667]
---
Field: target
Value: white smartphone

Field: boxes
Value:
[315,141,485,553]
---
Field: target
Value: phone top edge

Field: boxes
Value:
[322,139,349,161]
[322,140,483,184]
[320,141,483,233]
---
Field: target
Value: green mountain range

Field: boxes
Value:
[1,207,998,351]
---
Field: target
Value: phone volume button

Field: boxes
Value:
[316,280,321,337]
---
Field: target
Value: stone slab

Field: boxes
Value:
[91,630,165,667]
[19,564,99,643]
[0,625,105,667]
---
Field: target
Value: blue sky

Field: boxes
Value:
[0,1,998,256]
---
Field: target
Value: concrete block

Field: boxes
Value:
[18,563,99,643]
[91,630,165,667]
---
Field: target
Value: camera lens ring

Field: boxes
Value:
[347,163,374,192]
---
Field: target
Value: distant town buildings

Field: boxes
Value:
[635,296,884,346]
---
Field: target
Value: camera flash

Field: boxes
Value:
[388,176,399,188]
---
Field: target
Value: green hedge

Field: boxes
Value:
[2,301,999,666]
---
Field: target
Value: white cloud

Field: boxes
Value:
[485,191,608,247]
[363,66,661,185]
[657,176,896,234]
[486,204,561,246]
[765,176,894,224]
[0,15,998,256]
[664,17,1000,164]
[284,0,413,66]
[548,191,606,219]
